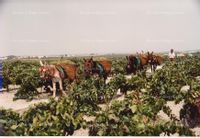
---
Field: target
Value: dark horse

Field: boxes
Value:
[83,57,112,81]
[147,52,164,72]
[39,61,78,97]
[125,54,150,75]
[125,55,141,74]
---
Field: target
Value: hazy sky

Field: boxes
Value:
[0,0,200,56]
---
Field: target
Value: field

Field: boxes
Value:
[1,53,200,136]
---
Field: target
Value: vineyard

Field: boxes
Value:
[1,53,200,136]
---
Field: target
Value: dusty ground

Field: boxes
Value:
[0,90,48,114]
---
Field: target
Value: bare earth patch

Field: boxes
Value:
[0,90,48,113]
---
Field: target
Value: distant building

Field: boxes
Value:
[0,57,8,60]
[7,55,17,60]
[188,53,193,57]
[177,53,186,57]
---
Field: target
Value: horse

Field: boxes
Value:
[125,53,152,75]
[125,55,140,75]
[83,57,112,81]
[147,52,164,72]
[138,53,149,69]
[39,61,78,97]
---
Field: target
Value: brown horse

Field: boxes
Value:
[39,61,78,97]
[125,52,163,74]
[147,52,164,72]
[83,57,112,81]
[125,53,151,74]
[138,53,149,69]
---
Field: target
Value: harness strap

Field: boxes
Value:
[56,65,67,78]
[134,57,140,68]
[136,57,140,66]
[95,62,104,75]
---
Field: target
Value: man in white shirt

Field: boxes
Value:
[168,49,176,61]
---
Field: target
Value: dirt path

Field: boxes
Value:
[0,90,48,113]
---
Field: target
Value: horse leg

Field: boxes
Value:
[150,64,153,72]
[103,74,107,84]
[52,81,56,97]
[59,80,66,96]
[133,68,136,75]
[154,64,157,71]
[140,65,143,71]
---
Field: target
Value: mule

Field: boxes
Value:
[147,52,164,72]
[125,53,150,75]
[39,61,78,97]
[83,57,112,81]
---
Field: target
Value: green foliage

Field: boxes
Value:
[14,70,42,100]
[89,96,194,136]
[2,60,42,100]
[0,109,23,136]
[127,73,147,91]
[69,78,102,115]
[2,61,16,90]
[145,58,200,101]
[69,76,120,115]
[0,97,84,136]
[111,57,127,75]
[21,98,83,136]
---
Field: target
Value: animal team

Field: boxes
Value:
[39,50,176,97]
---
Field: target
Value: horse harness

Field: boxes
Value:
[55,65,67,79]
[42,65,67,81]
[93,61,105,76]
[133,57,141,68]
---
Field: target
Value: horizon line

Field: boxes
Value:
[1,48,200,57]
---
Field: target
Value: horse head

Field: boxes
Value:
[147,52,155,64]
[126,55,134,67]
[83,57,94,77]
[39,61,54,80]
[126,55,136,74]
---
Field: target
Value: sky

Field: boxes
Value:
[0,0,200,56]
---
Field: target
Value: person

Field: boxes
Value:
[168,49,176,61]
